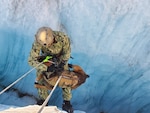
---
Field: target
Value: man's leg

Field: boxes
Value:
[62,87,73,113]
[36,70,49,105]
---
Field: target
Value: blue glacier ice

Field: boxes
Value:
[0,0,150,113]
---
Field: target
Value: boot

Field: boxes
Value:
[62,100,74,113]
[37,99,48,106]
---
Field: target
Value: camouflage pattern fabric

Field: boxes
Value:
[28,31,71,100]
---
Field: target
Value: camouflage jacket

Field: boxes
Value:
[28,31,71,71]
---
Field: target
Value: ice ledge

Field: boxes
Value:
[0,105,86,113]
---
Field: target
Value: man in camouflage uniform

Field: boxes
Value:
[28,27,73,113]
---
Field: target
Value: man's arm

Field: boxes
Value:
[60,33,71,62]
[28,41,47,71]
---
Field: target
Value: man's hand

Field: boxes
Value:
[37,56,47,62]
[37,56,52,62]
[47,61,65,72]
[37,56,53,66]
[52,57,60,67]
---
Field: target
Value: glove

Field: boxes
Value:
[37,56,53,66]
[47,57,59,72]
[37,56,46,62]
[59,61,65,68]
[47,61,65,72]
[47,64,56,72]
[62,100,74,113]
[52,57,60,67]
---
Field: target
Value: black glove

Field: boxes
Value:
[47,57,58,72]
[52,57,60,67]
[62,100,74,113]
[58,62,65,69]
[47,61,65,72]
[47,64,56,72]
[37,56,47,62]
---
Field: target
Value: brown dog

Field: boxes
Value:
[35,64,89,90]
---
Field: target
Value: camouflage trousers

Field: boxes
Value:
[36,68,72,101]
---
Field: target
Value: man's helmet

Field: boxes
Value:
[35,27,54,47]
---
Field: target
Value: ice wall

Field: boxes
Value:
[0,0,150,113]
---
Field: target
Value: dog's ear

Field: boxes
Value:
[68,64,73,68]
[86,74,90,78]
